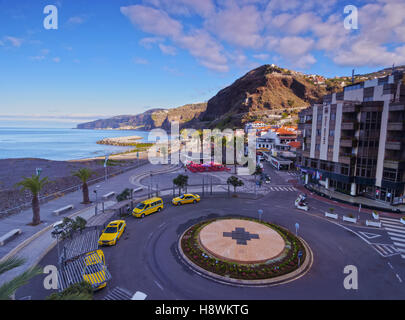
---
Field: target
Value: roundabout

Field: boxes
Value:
[17,190,405,300]
[179,217,312,285]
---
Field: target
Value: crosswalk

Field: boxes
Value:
[371,243,399,258]
[380,217,405,259]
[268,186,297,192]
[286,171,301,177]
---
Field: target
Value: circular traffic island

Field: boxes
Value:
[179,217,312,286]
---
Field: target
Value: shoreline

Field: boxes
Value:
[96,135,143,146]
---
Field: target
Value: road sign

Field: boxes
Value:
[36,168,42,176]
[104,154,110,168]
[298,250,303,267]
[258,209,263,221]
[295,222,300,236]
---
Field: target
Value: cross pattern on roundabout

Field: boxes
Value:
[223,227,260,245]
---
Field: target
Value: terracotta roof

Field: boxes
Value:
[288,141,301,148]
[276,128,296,135]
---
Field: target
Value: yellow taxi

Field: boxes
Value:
[132,197,163,218]
[172,193,200,206]
[98,220,126,246]
[82,250,107,290]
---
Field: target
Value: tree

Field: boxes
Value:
[253,165,263,176]
[73,168,94,204]
[0,257,42,300]
[16,174,49,226]
[47,281,93,300]
[116,188,132,202]
[227,176,244,193]
[55,216,87,240]
[173,174,189,195]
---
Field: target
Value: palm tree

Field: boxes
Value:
[16,174,49,226]
[173,174,189,196]
[227,176,244,193]
[0,257,42,300]
[73,168,94,204]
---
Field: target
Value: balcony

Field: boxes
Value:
[385,141,402,150]
[342,104,360,113]
[340,137,357,148]
[389,104,405,112]
[387,122,404,131]
[341,122,356,130]
[339,153,355,165]
[384,159,401,169]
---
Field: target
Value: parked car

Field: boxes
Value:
[98,220,126,246]
[172,194,200,206]
[132,197,164,218]
[82,249,107,290]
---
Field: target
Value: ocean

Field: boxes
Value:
[0,127,153,161]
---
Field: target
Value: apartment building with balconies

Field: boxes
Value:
[297,70,405,205]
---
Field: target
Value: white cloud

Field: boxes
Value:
[142,0,215,17]
[67,16,86,25]
[4,36,23,47]
[253,53,270,60]
[205,4,264,48]
[29,55,46,61]
[53,57,61,63]
[122,0,405,72]
[139,37,164,49]
[121,5,229,72]
[133,57,149,65]
[159,44,177,55]
[121,5,183,38]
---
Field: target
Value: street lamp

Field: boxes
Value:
[94,190,98,216]
[258,209,263,221]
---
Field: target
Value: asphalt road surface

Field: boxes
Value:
[17,165,405,300]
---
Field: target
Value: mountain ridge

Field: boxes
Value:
[77,64,405,130]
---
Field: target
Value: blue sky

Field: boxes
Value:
[1,0,404,128]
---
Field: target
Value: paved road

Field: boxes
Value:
[17,166,405,299]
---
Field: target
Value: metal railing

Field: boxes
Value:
[0,160,148,217]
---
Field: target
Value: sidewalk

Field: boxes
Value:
[296,184,404,218]
[0,201,115,286]
[0,162,178,262]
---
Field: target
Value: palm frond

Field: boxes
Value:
[15,175,49,195]
[0,266,43,300]
[72,168,94,183]
[0,257,26,275]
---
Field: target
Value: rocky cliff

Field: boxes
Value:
[77,64,340,131]
[77,103,207,131]
[200,64,332,128]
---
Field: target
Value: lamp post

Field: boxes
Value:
[94,190,98,216]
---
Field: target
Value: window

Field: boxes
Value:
[330,130,335,136]
[331,113,336,121]
[340,165,349,175]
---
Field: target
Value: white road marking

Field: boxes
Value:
[380,217,402,223]
[388,262,394,269]
[381,221,403,227]
[154,280,164,291]
[388,232,405,238]
[384,227,405,233]
[390,237,405,242]
[393,242,405,248]
[396,274,402,283]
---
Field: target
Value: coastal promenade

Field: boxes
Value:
[0,161,179,286]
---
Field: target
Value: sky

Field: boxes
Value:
[0,0,405,128]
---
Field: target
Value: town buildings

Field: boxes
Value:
[297,71,405,205]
